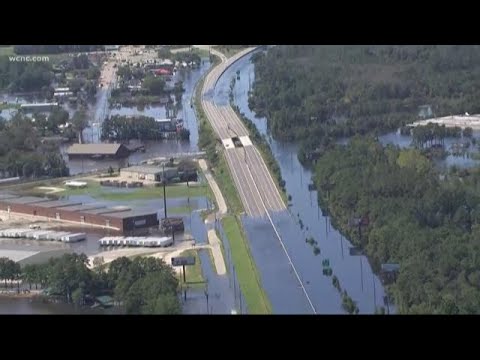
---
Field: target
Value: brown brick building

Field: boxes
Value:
[0,194,158,234]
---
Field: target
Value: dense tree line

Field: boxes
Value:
[102,115,158,141]
[198,118,219,165]
[106,256,181,314]
[2,254,181,314]
[0,113,69,178]
[0,56,53,92]
[250,45,480,152]
[101,115,189,141]
[0,258,21,290]
[411,123,462,148]
[313,137,480,313]
[173,52,201,66]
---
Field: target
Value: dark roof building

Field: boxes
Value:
[34,200,82,209]
[5,196,51,205]
[60,203,107,212]
[67,143,130,159]
[0,193,20,201]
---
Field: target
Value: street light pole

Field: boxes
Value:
[163,179,167,219]
[204,278,209,314]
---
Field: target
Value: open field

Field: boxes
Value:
[22,180,212,201]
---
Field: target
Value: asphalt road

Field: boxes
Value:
[201,48,286,218]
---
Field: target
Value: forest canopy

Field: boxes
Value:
[250,45,480,146]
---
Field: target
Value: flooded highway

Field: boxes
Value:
[214,50,390,314]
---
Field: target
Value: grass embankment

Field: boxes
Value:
[195,56,272,314]
[212,46,249,58]
[192,48,210,58]
[178,249,204,289]
[173,47,210,58]
[222,216,272,314]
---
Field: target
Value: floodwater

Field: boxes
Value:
[67,59,212,175]
[378,130,480,170]
[336,128,480,170]
[0,56,244,314]
[0,59,212,176]
[213,50,390,314]
[0,297,120,314]
[182,249,236,314]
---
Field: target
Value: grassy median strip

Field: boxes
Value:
[222,216,272,314]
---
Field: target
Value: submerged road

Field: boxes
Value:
[200,47,317,313]
[201,48,285,217]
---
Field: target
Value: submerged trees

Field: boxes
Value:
[313,137,480,313]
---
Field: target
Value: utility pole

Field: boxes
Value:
[163,179,167,219]
[239,291,243,314]
[183,265,187,301]
[205,278,209,314]
[163,163,167,219]
[360,257,364,292]
[340,234,344,259]
[233,264,237,306]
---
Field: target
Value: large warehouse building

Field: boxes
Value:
[67,143,130,159]
[0,194,158,234]
[120,164,198,183]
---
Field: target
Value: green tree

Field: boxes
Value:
[72,109,89,144]
[142,76,165,95]
[463,127,473,138]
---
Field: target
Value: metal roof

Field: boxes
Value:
[107,209,158,219]
[34,200,83,209]
[67,143,126,155]
[60,203,107,212]
[5,196,52,204]
[0,193,20,200]
[20,103,58,108]
[82,206,131,215]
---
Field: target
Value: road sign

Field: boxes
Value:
[171,256,195,267]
